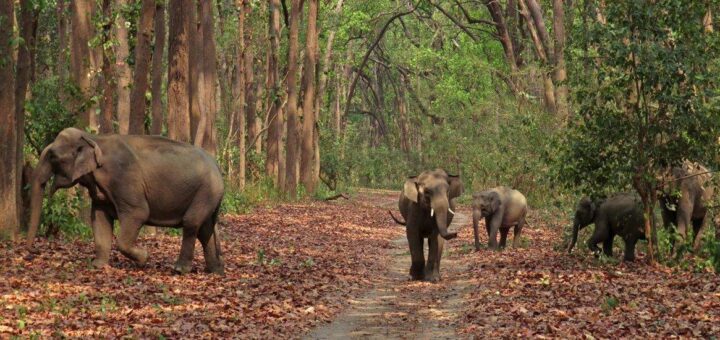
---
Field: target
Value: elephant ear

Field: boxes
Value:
[403,177,420,203]
[72,136,104,182]
[578,197,597,222]
[487,191,501,213]
[448,175,463,199]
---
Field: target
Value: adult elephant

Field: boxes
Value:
[567,193,646,261]
[389,169,462,282]
[26,128,225,274]
[472,187,527,250]
[658,160,713,252]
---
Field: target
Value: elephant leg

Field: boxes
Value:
[676,199,693,245]
[692,216,707,253]
[487,216,501,250]
[623,235,638,261]
[406,227,425,280]
[91,205,114,268]
[472,211,481,251]
[602,234,614,257]
[116,215,148,265]
[173,226,198,274]
[198,217,225,275]
[499,227,509,248]
[485,217,491,240]
[587,220,608,256]
[513,214,525,248]
[425,233,444,282]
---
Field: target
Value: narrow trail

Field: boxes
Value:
[308,190,475,339]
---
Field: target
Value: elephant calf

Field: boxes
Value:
[389,169,463,282]
[472,187,527,250]
[568,193,646,261]
[26,128,225,274]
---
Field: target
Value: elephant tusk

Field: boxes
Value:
[430,208,434,217]
[448,208,455,215]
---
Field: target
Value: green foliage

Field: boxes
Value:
[40,189,90,240]
[24,76,80,155]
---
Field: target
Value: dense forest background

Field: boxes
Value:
[1,0,719,262]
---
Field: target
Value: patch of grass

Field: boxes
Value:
[601,295,620,314]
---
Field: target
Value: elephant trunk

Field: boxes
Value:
[432,196,457,240]
[568,220,583,253]
[26,146,53,249]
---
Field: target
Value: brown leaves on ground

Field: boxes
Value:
[0,200,402,338]
[455,211,720,338]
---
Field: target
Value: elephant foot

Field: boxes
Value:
[91,258,110,269]
[173,261,193,274]
[424,273,441,283]
[205,260,225,275]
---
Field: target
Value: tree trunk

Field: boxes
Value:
[244,9,259,157]
[167,0,192,142]
[189,0,201,143]
[519,0,556,112]
[198,0,218,155]
[0,0,19,239]
[284,0,301,197]
[99,0,115,134]
[317,0,344,118]
[56,0,68,81]
[484,0,518,75]
[232,0,248,189]
[300,0,319,193]
[115,0,132,134]
[129,0,157,135]
[552,0,569,122]
[71,0,101,130]
[150,1,166,135]
[266,0,283,186]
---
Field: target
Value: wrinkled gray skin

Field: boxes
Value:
[659,162,713,253]
[393,169,462,282]
[27,128,225,274]
[472,187,527,251]
[568,193,646,261]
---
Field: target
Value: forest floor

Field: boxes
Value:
[1,190,720,338]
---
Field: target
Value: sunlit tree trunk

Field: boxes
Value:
[0,0,20,239]
[284,0,301,197]
[56,0,68,81]
[150,1,166,135]
[167,0,192,142]
[198,0,218,155]
[99,0,115,134]
[116,0,132,134]
[129,0,157,135]
[265,0,282,186]
[71,0,101,130]
[189,0,201,143]
[300,0,319,193]
[519,0,556,112]
[553,0,569,122]
[232,0,248,189]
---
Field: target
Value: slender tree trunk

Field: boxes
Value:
[519,0,556,112]
[244,9,258,157]
[99,0,115,134]
[116,0,132,134]
[232,0,248,189]
[552,0,569,122]
[151,1,166,135]
[317,0,343,116]
[198,0,218,155]
[129,0,157,135]
[266,0,282,186]
[300,0,318,193]
[71,0,100,130]
[284,0,301,196]
[56,0,68,81]
[189,0,201,143]
[484,0,518,74]
[167,0,192,142]
[0,0,19,239]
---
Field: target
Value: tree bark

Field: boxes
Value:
[484,0,518,75]
[56,0,68,81]
[317,0,344,118]
[0,0,20,239]
[232,0,248,189]
[167,0,192,142]
[197,0,218,155]
[99,0,115,134]
[552,0,569,122]
[189,0,201,143]
[71,0,101,130]
[150,1,166,135]
[519,0,556,112]
[266,0,283,186]
[284,0,302,197]
[129,0,157,135]
[300,0,319,193]
[244,9,259,157]
[116,0,132,135]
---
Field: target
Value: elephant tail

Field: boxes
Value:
[211,203,222,258]
[388,210,406,226]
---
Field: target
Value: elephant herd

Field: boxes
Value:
[391,163,714,282]
[24,129,714,282]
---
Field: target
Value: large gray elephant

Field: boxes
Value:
[471,187,527,250]
[658,161,713,252]
[567,193,646,261]
[26,128,225,274]
[389,169,462,282]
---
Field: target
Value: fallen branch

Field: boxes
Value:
[324,193,350,201]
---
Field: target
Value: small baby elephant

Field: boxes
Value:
[472,187,527,250]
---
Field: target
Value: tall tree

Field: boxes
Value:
[129,0,157,135]
[99,0,116,134]
[150,1,166,135]
[116,0,132,134]
[300,0,319,193]
[197,0,219,155]
[56,0,68,80]
[167,0,192,142]
[232,0,248,189]
[265,0,283,186]
[0,0,19,238]
[284,0,301,196]
[71,0,101,129]
[552,0,569,122]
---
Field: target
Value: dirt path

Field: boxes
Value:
[308,191,475,339]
